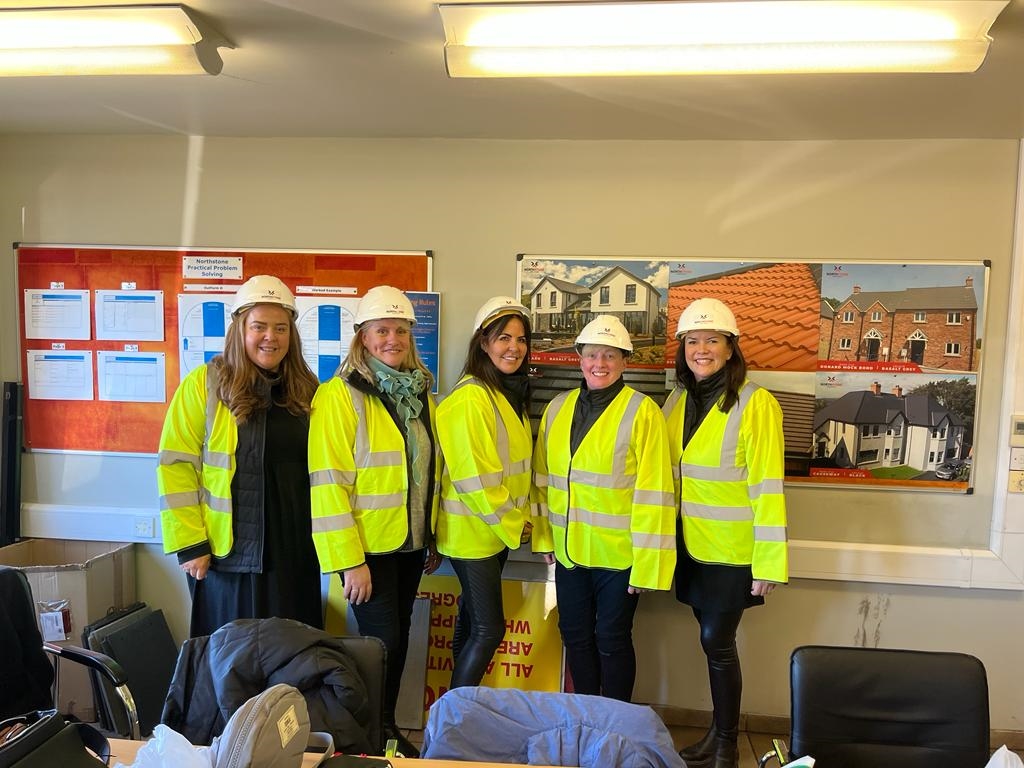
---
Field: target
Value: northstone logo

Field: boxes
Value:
[826,265,848,276]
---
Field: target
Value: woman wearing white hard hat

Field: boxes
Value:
[157,274,322,638]
[664,297,788,768]
[308,285,441,758]
[531,314,674,702]
[436,296,541,689]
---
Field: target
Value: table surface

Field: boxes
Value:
[109,737,549,767]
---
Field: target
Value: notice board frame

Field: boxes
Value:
[15,243,432,455]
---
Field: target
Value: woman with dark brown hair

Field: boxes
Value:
[436,296,538,689]
[158,275,322,638]
[664,297,788,768]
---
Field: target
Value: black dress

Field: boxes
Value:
[189,395,322,636]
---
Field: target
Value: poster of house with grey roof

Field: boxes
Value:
[810,262,985,489]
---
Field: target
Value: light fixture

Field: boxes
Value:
[0,4,232,76]
[438,1,1010,77]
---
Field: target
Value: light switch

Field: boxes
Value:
[1012,447,1024,471]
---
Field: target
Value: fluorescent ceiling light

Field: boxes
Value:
[0,4,232,76]
[438,1,1010,77]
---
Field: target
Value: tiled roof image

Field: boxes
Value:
[841,285,977,312]
[668,262,820,371]
[814,390,963,430]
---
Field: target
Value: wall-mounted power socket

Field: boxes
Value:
[133,516,155,538]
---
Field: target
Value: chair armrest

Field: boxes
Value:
[44,641,129,687]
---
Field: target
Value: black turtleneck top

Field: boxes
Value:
[682,368,727,449]
[570,377,626,455]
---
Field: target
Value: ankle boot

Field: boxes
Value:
[382,722,420,758]
[678,724,718,763]
[709,734,739,768]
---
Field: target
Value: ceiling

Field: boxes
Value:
[3,0,1024,140]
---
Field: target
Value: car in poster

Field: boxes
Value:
[935,460,967,480]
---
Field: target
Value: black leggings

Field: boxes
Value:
[693,607,744,741]
[449,549,509,688]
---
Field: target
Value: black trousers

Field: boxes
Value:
[449,548,509,688]
[554,562,639,702]
[345,549,425,723]
[693,607,744,741]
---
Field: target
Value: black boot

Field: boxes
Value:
[382,722,420,759]
[678,724,718,763]
[708,734,739,768]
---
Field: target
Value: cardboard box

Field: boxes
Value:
[0,539,136,721]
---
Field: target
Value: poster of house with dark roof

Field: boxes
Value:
[810,371,975,489]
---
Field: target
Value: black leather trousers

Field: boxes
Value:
[693,607,744,742]
[449,549,509,688]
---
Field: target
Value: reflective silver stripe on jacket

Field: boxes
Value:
[202,488,231,513]
[682,501,753,522]
[754,525,787,542]
[309,468,357,487]
[632,531,676,550]
[158,449,200,470]
[311,513,357,533]
[159,489,200,510]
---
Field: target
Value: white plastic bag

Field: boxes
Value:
[985,746,1024,768]
[113,724,213,768]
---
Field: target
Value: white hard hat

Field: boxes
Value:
[473,296,529,332]
[575,315,633,353]
[231,275,296,318]
[353,285,416,328]
[675,298,740,339]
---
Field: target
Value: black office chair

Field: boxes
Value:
[0,565,140,739]
[759,645,990,768]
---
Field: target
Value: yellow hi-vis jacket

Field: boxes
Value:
[662,380,788,584]
[531,385,676,591]
[436,376,534,559]
[157,364,236,556]
[308,375,440,573]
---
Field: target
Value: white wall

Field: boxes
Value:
[2,136,1022,729]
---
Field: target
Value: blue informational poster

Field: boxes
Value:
[408,291,441,394]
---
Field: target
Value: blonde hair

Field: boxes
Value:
[340,320,434,387]
[212,305,319,423]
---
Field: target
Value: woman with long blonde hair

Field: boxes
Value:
[308,285,441,758]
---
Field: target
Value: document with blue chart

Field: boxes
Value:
[178,294,232,382]
[296,297,360,382]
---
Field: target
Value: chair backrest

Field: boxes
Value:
[790,645,990,768]
[0,565,55,719]
[335,635,386,755]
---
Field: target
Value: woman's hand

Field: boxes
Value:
[520,521,533,544]
[627,585,651,595]
[343,564,373,605]
[181,555,211,580]
[541,553,555,566]
[424,547,443,575]
[751,579,778,597]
